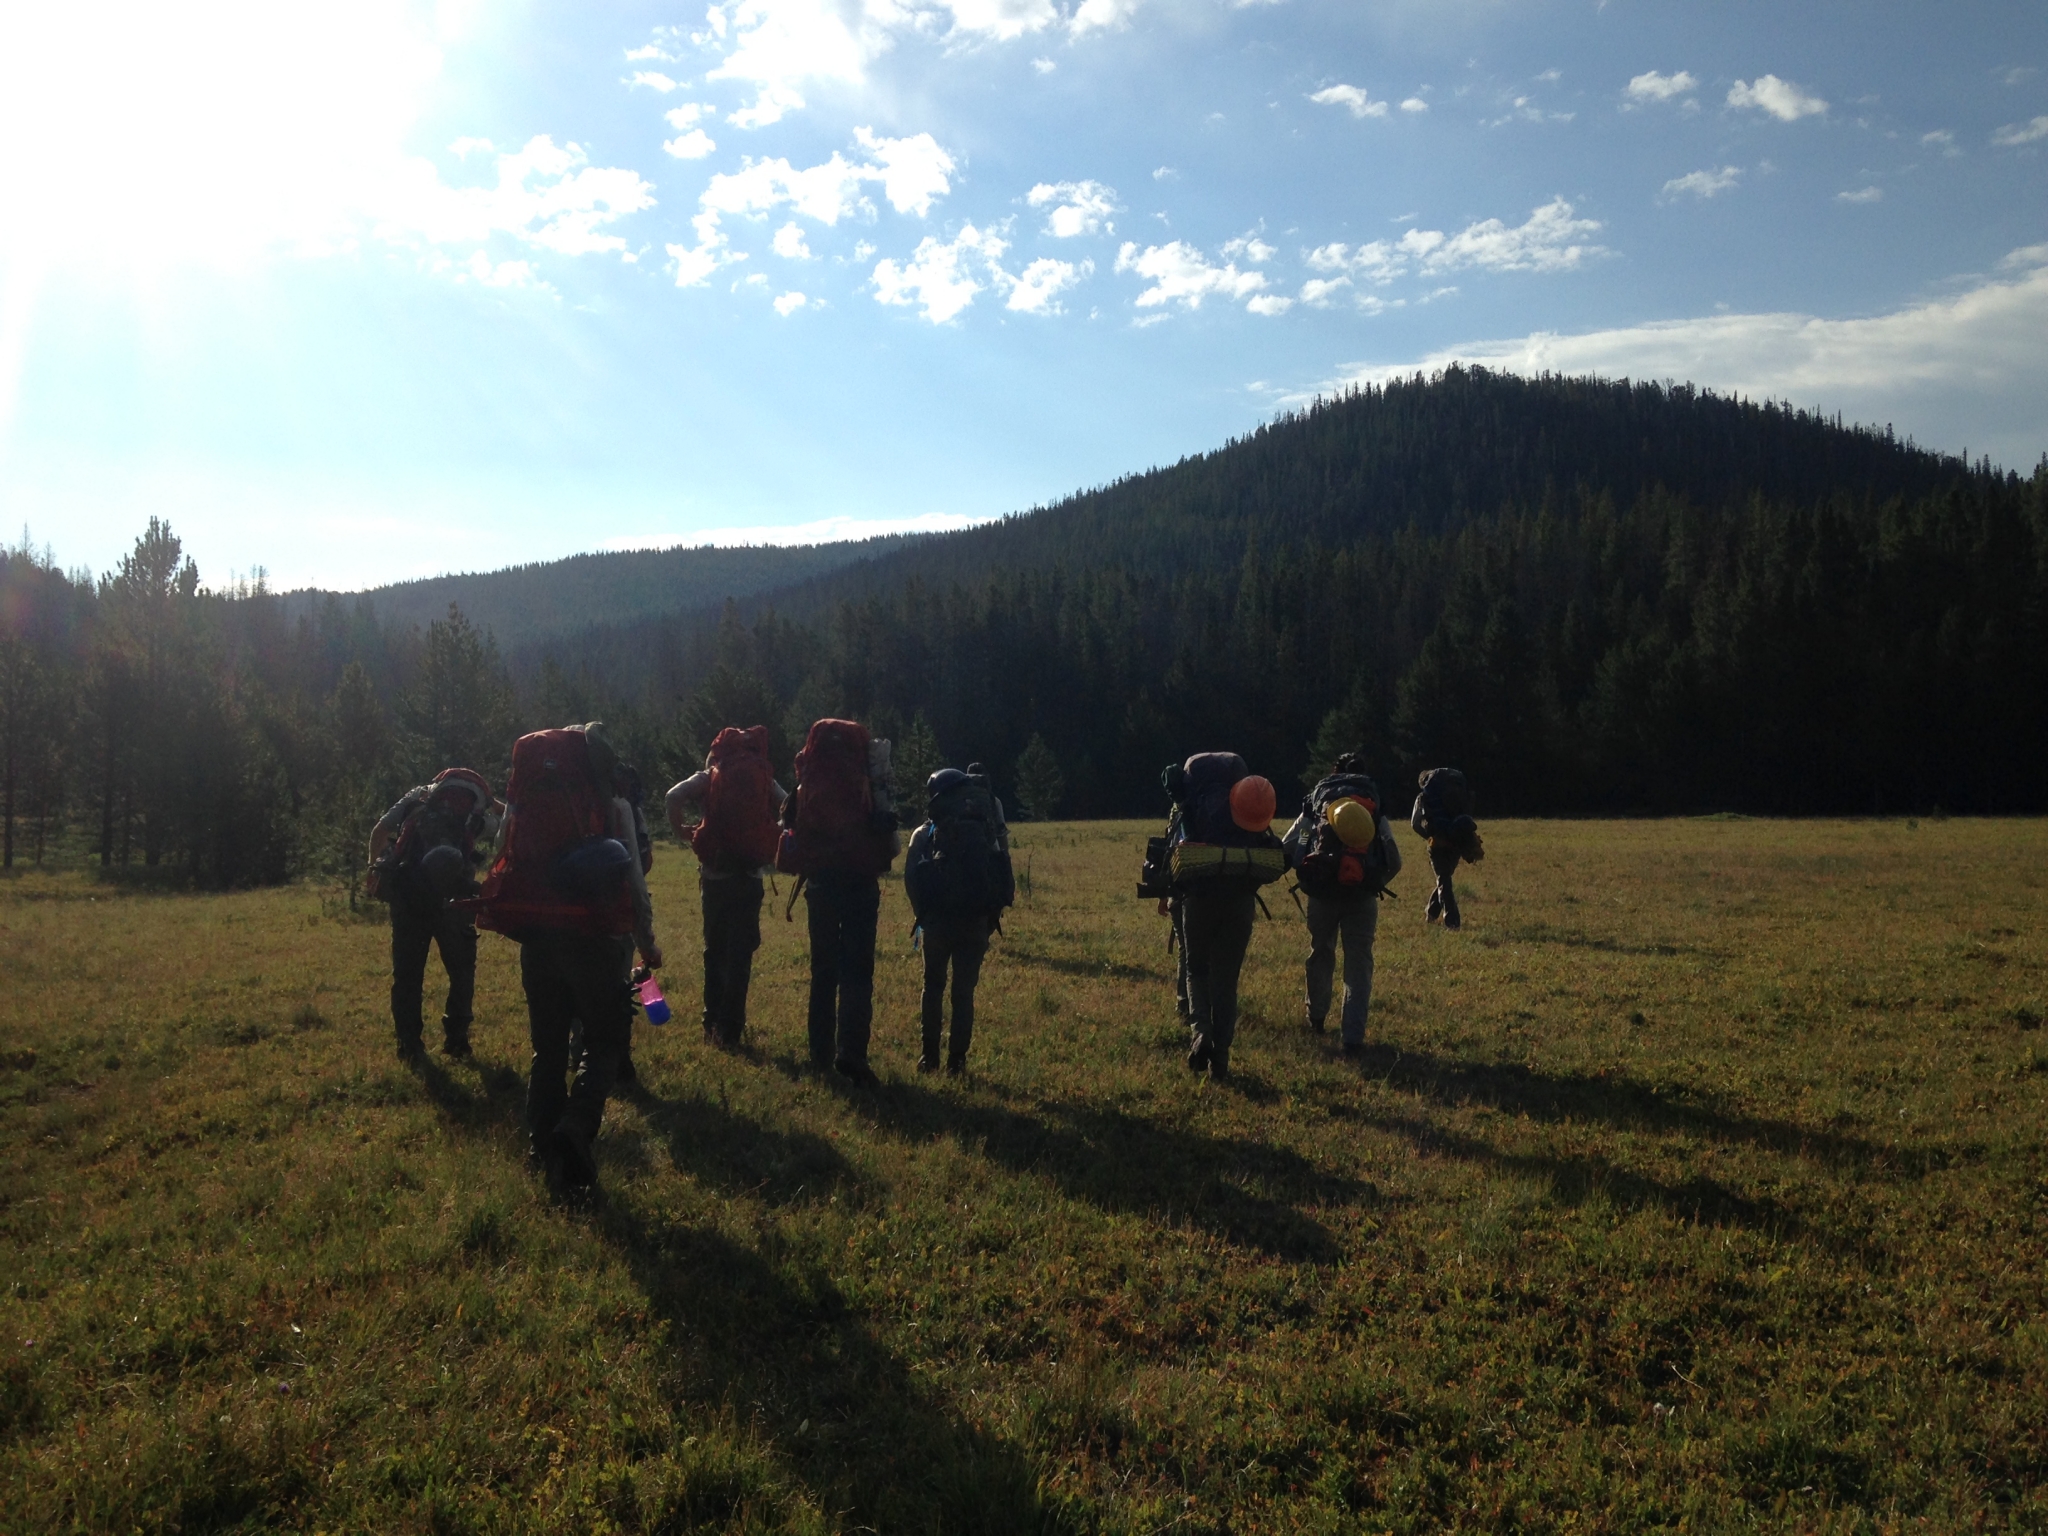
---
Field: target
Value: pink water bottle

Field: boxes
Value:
[635,970,671,1026]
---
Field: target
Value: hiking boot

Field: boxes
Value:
[441,1037,472,1060]
[917,1056,939,1074]
[834,1058,879,1088]
[1424,890,1443,924]
[945,1055,967,1076]
[1187,1033,1214,1072]
[1208,1050,1231,1080]
[551,1127,597,1188]
[1441,910,1462,932]
[1306,1014,1326,1035]
[397,1038,427,1066]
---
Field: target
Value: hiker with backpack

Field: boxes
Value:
[777,719,900,1085]
[467,722,662,1188]
[666,727,787,1049]
[1137,761,1193,1023]
[367,767,501,1063]
[1285,753,1403,1056]
[1410,767,1485,930]
[903,765,1015,1074]
[1169,753,1286,1080]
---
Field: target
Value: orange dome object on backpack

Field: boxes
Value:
[1229,775,1277,831]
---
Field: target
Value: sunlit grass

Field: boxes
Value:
[4,817,2046,1531]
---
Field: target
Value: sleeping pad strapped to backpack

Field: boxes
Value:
[1170,751,1286,887]
[776,719,897,878]
[1295,771,1392,901]
[691,726,782,873]
[468,728,635,939]
[906,771,1014,919]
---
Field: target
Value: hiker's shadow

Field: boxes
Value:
[1344,1043,1935,1177]
[593,1203,1053,1533]
[628,1081,864,1208]
[866,1083,1372,1263]
[416,1057,525,1140]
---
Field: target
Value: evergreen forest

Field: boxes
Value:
[3,367,2044,888]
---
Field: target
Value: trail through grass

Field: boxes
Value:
[4,818,2046,1532]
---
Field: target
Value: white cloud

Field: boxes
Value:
[1662,165,1741,200]
[1304,199,1605,287]
[1992,116,2048,147]
[945,0,1060,42]
[1299,276,1350,307]
[450,136,496,158]
[1069,0,1143,37]
[1921,128,1960,156]
[380,136,657,259]
[853,127,955,217]
[668,210,741,287]
[772,222,812,258]
[1007,256,1090,314]
[665,129,717,159]
[1627,69,1696,103]
[1837,185,1884,204]
[1152,166,1177,181]
[665,103,710,128]
[1727,75,1828,121]
[1027,180,1120,238]
[1246,294,1292,316]
[630,71,680,91]
[1400,97,1428,113]
[773,290,809,314]
[1306,249,2048,468]
[1114,240,1270,311]
[1223,233,1276,263]
[872,223,1009,322]
[459,252,543,289]
[1310,84,1389,119]
[1032,57,1056,74]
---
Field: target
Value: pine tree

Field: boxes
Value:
[894,711,945,808]
[1014,734,1064,821]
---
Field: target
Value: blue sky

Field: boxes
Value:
[2,0,2044,590]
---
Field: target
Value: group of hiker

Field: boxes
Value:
[1142,751,1483,1080]
[366,715,1482,1184]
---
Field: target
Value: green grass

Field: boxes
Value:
[4,818,2047,1533]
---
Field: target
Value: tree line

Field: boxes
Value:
[3,370,2043,887]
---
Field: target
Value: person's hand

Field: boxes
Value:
[1156,897,1171,917]
[640,943,664,970]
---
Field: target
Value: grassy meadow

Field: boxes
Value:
[3,817,2047,1533]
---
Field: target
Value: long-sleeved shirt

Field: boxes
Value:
[609,794,659,953]
[665,770,789,879]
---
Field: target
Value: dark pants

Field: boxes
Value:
[1427,842,1462,927]
[701,873,764,1042]
[921,912,990,1067]
[389,880,476,1052]
[1306,894,1378,1043]
[520,931,634,1169]
[805,873,880,1068]
[1182,885,1257,1066]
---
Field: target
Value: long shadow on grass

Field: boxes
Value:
[597,1202,1062,1533]
[628,1082,867,1208]
[1339,1043,1940,1178]
[862,1083,1366,1262]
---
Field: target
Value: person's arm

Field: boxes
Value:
[663,771,711,838]
[367,788,426,864]
[612,796,662,966]
[1281,810,1312,862]
[1378,814,1403,878]
[1409,795,1430,839]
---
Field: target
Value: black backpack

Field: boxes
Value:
[1296,772,1392,902]
[908,775,1014,918]
[1413,767,1472,838]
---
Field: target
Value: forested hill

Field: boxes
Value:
[3,367,2044,887]
[279,535,914,654]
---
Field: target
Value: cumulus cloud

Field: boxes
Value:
[1922,128,1960,156]
[1069,0,1143,37]
[852,127,955,217]
[1727,75,1828,121]
[1007,256,1090,313]
[1246,294,1292,316]
[1400,97,1428,113]
[1027,180,1120,238]
[872,223,1009,322]
[1223,233,1276,263]
[1308,198,1605,289]
[773,290,809,314]
[665,129,716,159]
[1307,251,2048,467]
[1837,185,1884,203]
[1114,240,1270,311]
[1032,57,1055,74]
[1661,165,1741,200]
[379,136,657,259]
[1992,116,2048,147]
[771,222,812,258]
[1627,69,1696,103]
[630,71,680,91]
[1310,83,1389,119]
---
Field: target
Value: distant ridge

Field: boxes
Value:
[278,534,919,653]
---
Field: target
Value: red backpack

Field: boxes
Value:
[470,728,634,938]
[691,726,781,872]
[776,719,895,877]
